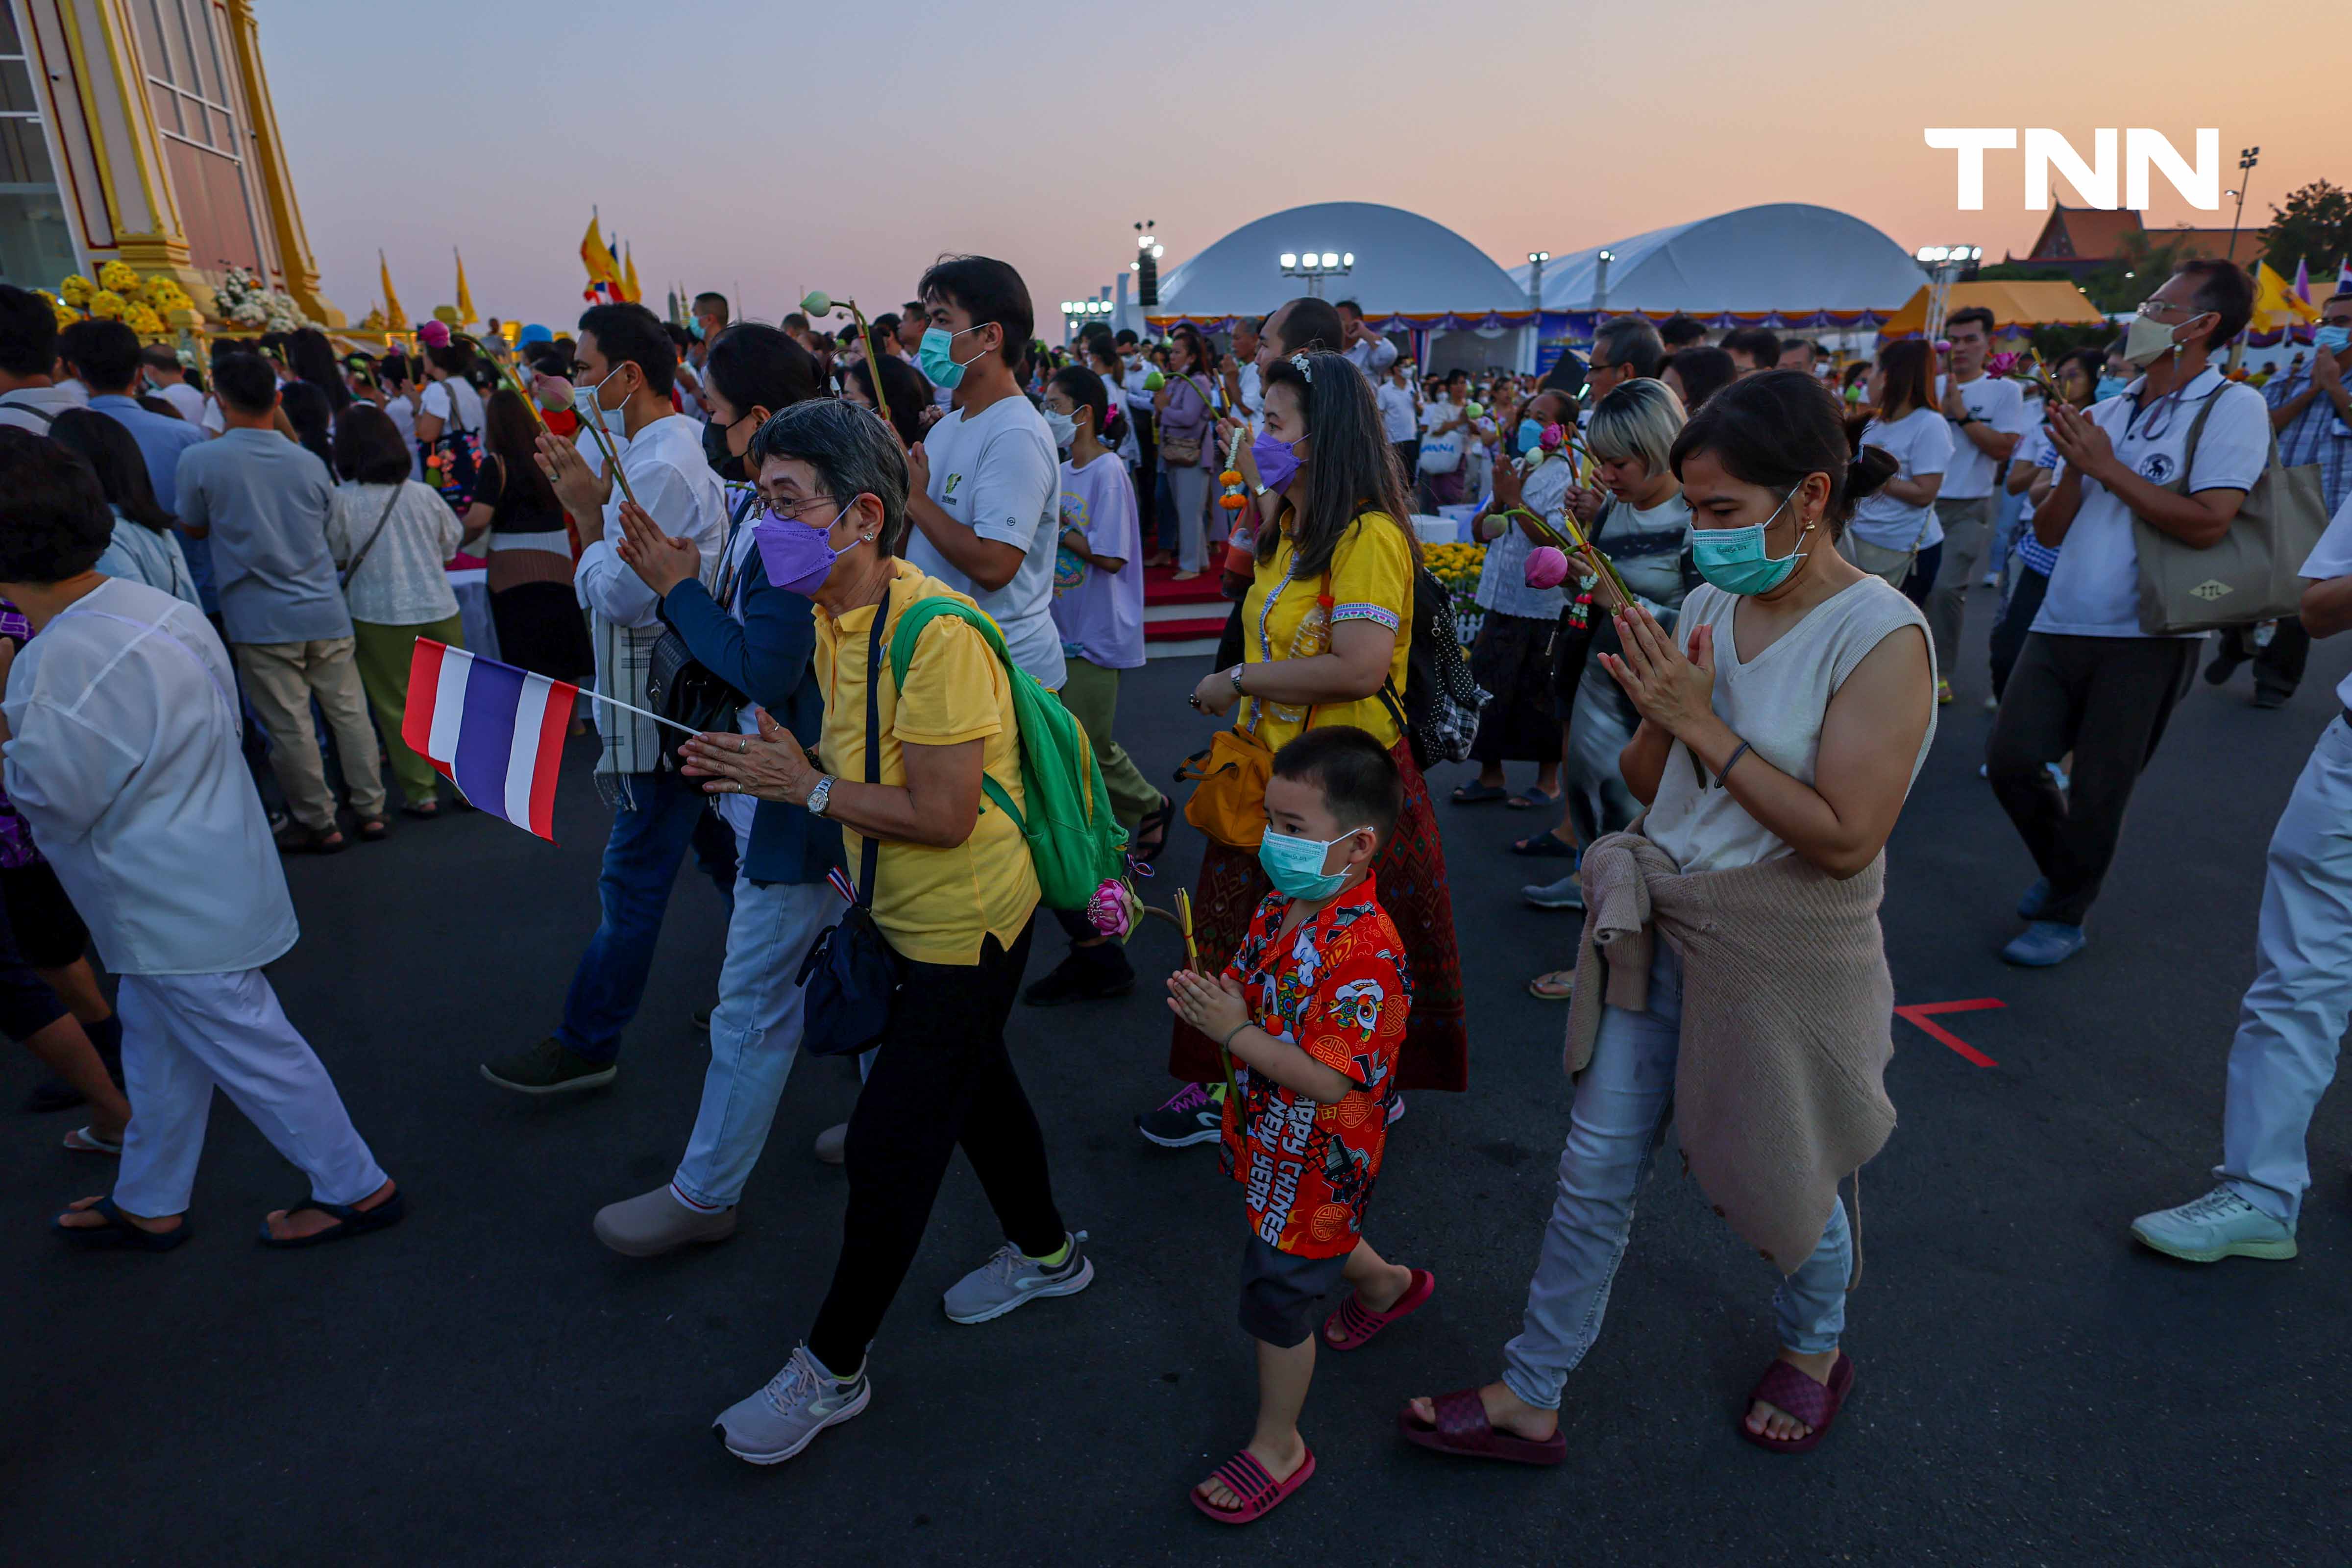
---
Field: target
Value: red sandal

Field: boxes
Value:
[1397,1388,1566,1466]
[1322,1268,1435,1350]
[1190,1446,1316,1524]
[1740,1353,1854,1455]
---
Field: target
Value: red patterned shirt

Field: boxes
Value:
[1218,873,1411,1258]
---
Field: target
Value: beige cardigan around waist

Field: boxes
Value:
[1565,830,1898,1274]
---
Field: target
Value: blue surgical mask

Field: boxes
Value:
[2095,374,2129,401]
[1690,491,1809,597]
[2316,325,2352,354]
[1516,417,1544,455]
[1256,825,1368,901]
[919,324,984,390]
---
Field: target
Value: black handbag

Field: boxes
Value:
[643,491,757,770]
[796,585,901,1057]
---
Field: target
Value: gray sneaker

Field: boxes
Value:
[942,1230,1093,1324]
[712,1345,870,1465]
[1523,872,1584,911]
[2131,1187,2298,1263]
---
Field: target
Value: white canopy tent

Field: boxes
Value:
[1150,201,1537,372]
[1511,203,1926,339]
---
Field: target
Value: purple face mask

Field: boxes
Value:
[753,500,855,596]
[1251,428,1302,494]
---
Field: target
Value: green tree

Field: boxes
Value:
[2079,230,2197,314]
[2256,180,2352,279]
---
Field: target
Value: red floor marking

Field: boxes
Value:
[1895,999,2006,1068]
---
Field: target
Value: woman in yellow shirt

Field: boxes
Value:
[1139,349,1468,1151]
[679,399,1090,1467]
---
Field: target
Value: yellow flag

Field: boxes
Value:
[379,250,409,331]
[454,247,478,324]
[622,243,642,306]
[579,215,617,288]
[2252,261,2318,331]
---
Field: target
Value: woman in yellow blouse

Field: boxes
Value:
[1138,349,1468,1150]
[679,399,1089,1466]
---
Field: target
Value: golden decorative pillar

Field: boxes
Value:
[219,0,334,324]
[52,0,191,271]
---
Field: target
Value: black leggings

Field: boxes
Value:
[808,918,1064,1372]
[0,869,66,1043]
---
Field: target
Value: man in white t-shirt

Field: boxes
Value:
[1926,307,2030,698]
[1376,357,1420,476]
[2132,484,2352,1264]
[138,343,207,423]
[903,254,1065,689]
[1336,299,1398,380]
[1985,261,2268,968]
[1221,315,1265,435]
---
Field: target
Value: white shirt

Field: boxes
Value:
[155,380,206,423]
[1345,334,1399,378]
[1849,408,1954,553]
[1376,380,1418,442]
[909,392,1066,688]
[1644,578,1934,875]
[0,385,82,432]
[419,376,484,435]
[326,479,463,625]
[3,579,297,973]
[380,392,424,481]
[2035,370,2271,639]
[2298,490,2352,707]
[1473,458,1571,620]
[1935,373,2030,500]
[1237,361,1264,433]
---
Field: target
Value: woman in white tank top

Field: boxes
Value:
[1401,372,1935,1464]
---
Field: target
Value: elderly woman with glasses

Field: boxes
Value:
[587,323,839,1260]
[680,398,1090,1469]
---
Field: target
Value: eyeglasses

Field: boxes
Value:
[756,493,841,525]
[2136,297,2197,319]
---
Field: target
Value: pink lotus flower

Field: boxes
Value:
[1087,878,1136,938]
[1986,350,2021,377]
[1538,422,1566,453]
[418,319,451,349]
[1524,546,1570,590]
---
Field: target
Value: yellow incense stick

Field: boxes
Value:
[1176,890,1240,1105]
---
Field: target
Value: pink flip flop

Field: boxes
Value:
[1323,1268,1436,1350]
[1740,1353,1855,1455]
[1190,1446,1316,1524]
[1397,1388,1567,1466]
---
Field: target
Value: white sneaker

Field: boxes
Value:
[712,1345,870,1465]
[941,1230,1093,1323]
[2130,1187,2298,1263]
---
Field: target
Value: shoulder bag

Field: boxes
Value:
[2132,384,2329,634]
[337,485,405,590]
[1158,374,1214,467]
[796,586,903,1057]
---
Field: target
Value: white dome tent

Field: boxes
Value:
[1510,203,1926,365]
[1148,201,1537,374]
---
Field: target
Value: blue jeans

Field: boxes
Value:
[1500,942,1852,1411]
[672,878,836,1209]
[556,770,738,1064]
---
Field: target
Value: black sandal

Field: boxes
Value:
[274,823,348,855]
[1131,796,1176,864]
[258,1187,405,1249]
[355,817,390,843]
[53,1195,191,1252]
[399,800,442,820]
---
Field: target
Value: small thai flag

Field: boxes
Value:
[401,639,576,841]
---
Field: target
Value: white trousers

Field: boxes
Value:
[113,969,387,1218]
[2219,717,2352,1226]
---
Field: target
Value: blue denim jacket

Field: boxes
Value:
[658,549,841,886]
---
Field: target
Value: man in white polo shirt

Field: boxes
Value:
[1926,306,2029,700]
[1985,260,2268,968]
[904,254,1064,689]
[2132,485,2352,1263]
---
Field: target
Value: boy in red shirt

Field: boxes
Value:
[1167,726,1436,1524]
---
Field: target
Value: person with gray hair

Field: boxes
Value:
[1517,378,1695,961]
[682,396,1092,1466]
[1585,317,1666,402]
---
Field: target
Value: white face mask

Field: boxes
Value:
[2122,309,2201,369]
[572,367,625,432]
[1043,407,1077,450]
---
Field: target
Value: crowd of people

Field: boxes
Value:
[5,244,2351,1522]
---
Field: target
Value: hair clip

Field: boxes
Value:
[1290,352,1314,382]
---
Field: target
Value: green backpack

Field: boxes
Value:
[887,598,1127,910]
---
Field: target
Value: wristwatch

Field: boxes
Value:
[806,775,835,818]
[1228,665,1247,695]
[1954,413,1980,427]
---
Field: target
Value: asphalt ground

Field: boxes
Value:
[5,588,2350,1567]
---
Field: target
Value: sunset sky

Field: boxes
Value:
[265,0,2345,330]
